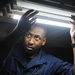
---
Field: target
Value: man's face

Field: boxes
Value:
[24,26,46,56]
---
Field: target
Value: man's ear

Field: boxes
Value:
[42,38,46,46]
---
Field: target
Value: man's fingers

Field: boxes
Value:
[71,15,75,20]
[31,20,36,25]
[70,21,75,25]
[29,17,37,24]
[27,10,38,19]
[70,21,75,33]
[24,9,34,16]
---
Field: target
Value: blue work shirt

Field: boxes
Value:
[0,44,74,75]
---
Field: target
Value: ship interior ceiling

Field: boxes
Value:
[0,0,75,64]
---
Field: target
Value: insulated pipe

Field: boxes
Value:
[6,4,11,13]
[2,7,8,16]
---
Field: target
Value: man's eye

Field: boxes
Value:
[26,34,31,38]
[35,36,40,41]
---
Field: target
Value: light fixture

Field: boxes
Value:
[12,1,75,28]
[36,18,71,28]
[12,14,72,28]
[13,14,21,20]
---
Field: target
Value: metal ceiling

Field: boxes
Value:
[27,0,75,11]
[0,0,75,16]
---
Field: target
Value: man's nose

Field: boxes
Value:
[28,38,34,45]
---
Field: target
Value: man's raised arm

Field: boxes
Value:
[70,15,75,74]
[0,9,38,62]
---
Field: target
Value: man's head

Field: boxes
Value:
[23,24,47,57]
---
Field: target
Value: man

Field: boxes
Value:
[0,9,75,75]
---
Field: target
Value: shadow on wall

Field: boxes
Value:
[43,46,73,64]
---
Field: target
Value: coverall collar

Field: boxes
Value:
[13,48,47,69]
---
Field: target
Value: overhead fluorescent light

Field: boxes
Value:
[13,14,21,20]
[12,10,72,21]
[11,0,74,28]
[12,14,72,28]
[11,1,75,28]
[36,18,71,28]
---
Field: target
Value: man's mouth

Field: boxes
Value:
[26,46,33,51]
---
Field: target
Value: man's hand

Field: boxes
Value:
[70,15,75,75]
[16,9,38,35]
[70,15,75,43]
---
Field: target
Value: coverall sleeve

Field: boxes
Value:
[49,56,74,75]
[55,60,73,75]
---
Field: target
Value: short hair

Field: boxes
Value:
[31,23,47,38]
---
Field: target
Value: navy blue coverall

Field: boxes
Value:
[0,44,74,75]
